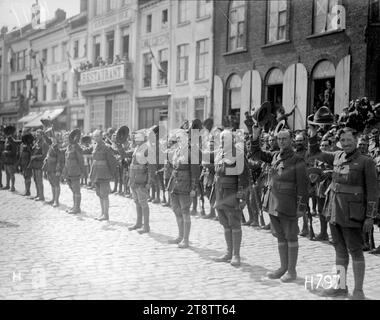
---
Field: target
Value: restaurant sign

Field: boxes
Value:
[80,64,125,86]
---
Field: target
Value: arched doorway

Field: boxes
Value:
[312,60,335,114]
[225,74,242,128]
[265,68,284,114]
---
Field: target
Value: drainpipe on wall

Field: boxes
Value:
[209,0,215,120]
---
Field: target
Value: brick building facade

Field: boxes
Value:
[212,0,380,131]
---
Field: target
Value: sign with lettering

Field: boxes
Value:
[141,33,170,49]
[80,64,125,86]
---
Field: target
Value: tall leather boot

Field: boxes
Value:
[350,259,366,300]
[168,215,184,244]
[66,193,75,212]
[267,242,288,279]
[69,194,81,214]
[299,213,309,237]
[10,174,15,192]
[214,228,233,262]
[97,198,109,221]
[280,241,298,282]
[178,215,191,248]
[24,179,31,196]
[129,205,143,230]
[322,263,349,297]
[243,199,255,226]
[53,186,60,207]
[190,196,198,216]
[315,215,329,241]
[230,229,242,267]
[46,187,55,205]
[153,187,160,204]
[96,198,105,220]
[138,206,150,233]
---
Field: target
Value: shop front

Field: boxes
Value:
[79,62,133,132]
[137,95,169,132]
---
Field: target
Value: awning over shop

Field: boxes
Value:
[18,111,42,123]
[24,108,65,128]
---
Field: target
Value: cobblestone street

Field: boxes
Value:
[0,174,379,300]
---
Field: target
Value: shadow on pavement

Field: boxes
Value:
[148,231,175,244]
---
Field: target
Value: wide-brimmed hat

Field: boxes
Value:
[116,126,129,144]
[308,106,334,126]
[4,125,16,136]
[252,102,272,127]
[69,129,81,144]
[21,133,34,145]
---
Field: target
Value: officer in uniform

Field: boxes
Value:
[167,128,200,248]
[250,126,308,282]
[42,131,65,207]
[63,129,86,214]
[90,129,118,221]
[213,128,249,267]
[308,117,378,300]
[30,129,49,201]
[2,126,19,192]
[18,133,34,196]
[119,130,151,233]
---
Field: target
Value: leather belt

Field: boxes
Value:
[330,182,364,194]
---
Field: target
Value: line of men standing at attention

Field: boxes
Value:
[0,105,380,300]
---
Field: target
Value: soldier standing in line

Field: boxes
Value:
[63,129,87,214]
[90,130,118,221]
[118,130,151,233]
[29,129,49,201]
[18,133,34,196]
[0,132,4,189]
[42,131,65,207]
[213,128,249,267]
[308,117,378,300]
[250,126,308,282]
[167,128,200,248]
[2,126,19,192]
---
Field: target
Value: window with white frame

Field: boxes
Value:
[62,42,67,62]
[267,0,288,43]
[194,97,206,120]
[177,44,189,83]
[173,98,188,125]
[158,48,168,86]
[143,52,152,88]
[73,40,79,58]
[146,14,152,33]
[313,0,343,34]
[197,0,211,18]
[52,45,59,63]
[178,0,189,24]
[52,75,58,100]
[162,9,168,29]
[196,39,209,80]
[122,28,130,60]
[228,1,246,51]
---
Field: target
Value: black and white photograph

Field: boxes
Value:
[0,0,380,304]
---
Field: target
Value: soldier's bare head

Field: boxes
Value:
[338,128,358,154]
[93,129,103,143]
[277,130,292,150]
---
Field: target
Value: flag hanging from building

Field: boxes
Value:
[7,46,14,71]
[39,57,49,82]
[148,45,164,73]
[66,51,78,74]
[32,0,47,30]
